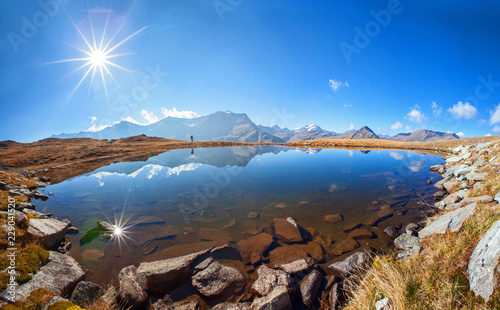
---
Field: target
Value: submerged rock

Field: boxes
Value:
[332,238,360,256]
[419,203,476,239]
[324,213,343,223]
[269,245,309,265]
[273,217,304,243]
[348,228,373,240]
[383,226,399,238]
[237,233,274,265]
[468,220,500,301]
[191,258,245,297]
[251,265,292,297]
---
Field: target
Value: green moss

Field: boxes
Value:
[47,301,82,310]
[0,304,23,310]
[0,272,8,291]
[17,273,32,284]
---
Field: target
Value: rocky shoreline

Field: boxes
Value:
[2,141,500,309]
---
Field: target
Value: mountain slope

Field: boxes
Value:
[258,124,337,142]
[335,126,379,139]
[52,111,283,143]
[388,129,460,142]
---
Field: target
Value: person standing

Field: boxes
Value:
[190,135,194,142]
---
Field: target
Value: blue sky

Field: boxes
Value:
[2,0,500,142]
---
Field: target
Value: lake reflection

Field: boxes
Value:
[37,146,444,285]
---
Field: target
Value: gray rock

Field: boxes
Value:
[473,182,484,190]
[328,250,371,278]
[443,165,468,178]
[67,226,80,234]
[191,258,245,297]
[462,195,494,204]
[495,190,500,203]
[212,302,250,310]
[468,220,500,301]
[18,202,35,211]
[118,265,149,309]
[0,251,84,302]
[137,246,212,295]
[465,171,488,182]
[443,193,460,205]
[152,294,174,310]
[432,190,447,199]
[70,281,104,307]
[251,265,292,297]
[446,156,462,164]
[276,258,310,275]
[454,189,469,199]
[419,203,476,239]
[251,286,292,310]
[15,214,28,227]
[383,226,399,238]
[394,234,420,250]
[300,270,323,307]
[330,282,343,310]
[27,218,70,249]
[429,165,444,172]
[445,203,463,211]
[433,176,452,191]
[396,244,421,260]
[375,297,392,310]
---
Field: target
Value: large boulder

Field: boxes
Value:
[332,238,359,256]
[468,220,500,301]
[191,258,246,297]
[0,251,84,302]
[328,250,371,278]
[300,270,323,307]
[251,286,292,310]
[269,245,309,265]
[70,281,104,307]
[118,265,149,309]
[237,233,274,264]
[273,217,305,243]
[418,203,476,239]
[276,258,311,275]
[251,265,292,297]
[137,247,212,296]
[27,218,70,249]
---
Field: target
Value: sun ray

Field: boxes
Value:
[66,65,93,102]
[105,26,147,56]
[104,60,131,72]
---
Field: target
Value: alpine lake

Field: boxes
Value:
[36,146,444,302]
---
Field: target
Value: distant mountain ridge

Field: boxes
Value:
[51,111,461,143]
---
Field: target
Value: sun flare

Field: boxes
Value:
[50,9,147,103]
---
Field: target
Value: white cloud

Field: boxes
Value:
[405,125,412,133]
[86,116,118,132]
[390,121,403,131]
[405,105,427,123]
[448,101,477,119]
[343,103,353,108]
[406,161,425,172]
[489,104,500,125]
[161,107,199,119]
[493,125,500,133]
[456,132,466,138]
[389,151,404,160]
[348,123,354,130]
[328,79,349,92]
[486,133,492,136]
[141,109,160,124]
[122,116,142,125]
[431,101,442,117]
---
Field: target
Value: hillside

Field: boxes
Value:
[388,129,459,142]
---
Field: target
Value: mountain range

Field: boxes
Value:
[51,111,460,143]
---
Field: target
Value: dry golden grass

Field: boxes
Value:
[345,202,500,310]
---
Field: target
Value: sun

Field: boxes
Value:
[90,49,107,68]
[50,9,147,103]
